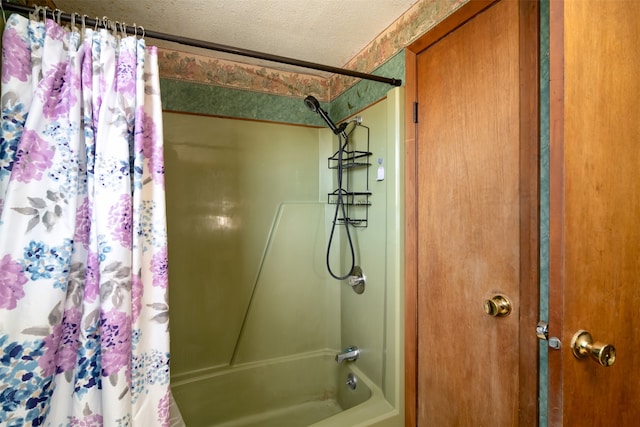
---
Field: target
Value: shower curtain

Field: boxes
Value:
[0,12,170,426]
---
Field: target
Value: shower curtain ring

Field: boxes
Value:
[31,6,45,22]
[35,6,48,22]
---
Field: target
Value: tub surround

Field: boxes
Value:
[165,89,405,426]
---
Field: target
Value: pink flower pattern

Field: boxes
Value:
[57,307,82,373]
[150,247,168,288]
[46,19,67,41]
[69,413,103,427]
[116,49,137,97]
[108,194,133,249]
[41,62,78,120]
[138,109,165,185]
[37,308,83,376]
[84,251,100,303]
[131,271,144,322]
[11,129,55,183]
[1,26,30,83]
[100,308,132,378]
[38,323,63,377]
[0,254,29,309]
[157,390,171,426]
[74,197,91,249]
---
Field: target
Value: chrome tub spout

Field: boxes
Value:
[335,346,360,363]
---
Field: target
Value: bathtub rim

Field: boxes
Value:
[171,348,340,386]
[169,348,399,427]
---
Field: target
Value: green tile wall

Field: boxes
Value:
[160,80,326,126]
[159,51,405,126]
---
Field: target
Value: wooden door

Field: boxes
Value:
[405,1,539,425]
[548,1,640,425]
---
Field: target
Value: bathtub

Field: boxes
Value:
[170,350,394,427]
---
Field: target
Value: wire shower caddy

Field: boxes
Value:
[327,123,371,227]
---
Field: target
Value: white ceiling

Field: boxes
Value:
[54,0,419,76]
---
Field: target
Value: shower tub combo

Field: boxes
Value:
[164,88,405,427]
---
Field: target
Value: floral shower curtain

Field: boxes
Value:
[0,11,170,426]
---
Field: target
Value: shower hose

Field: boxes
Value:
[326,124,356,281]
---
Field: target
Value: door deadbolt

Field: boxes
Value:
[483,295,511,317]
[571,330,616,367]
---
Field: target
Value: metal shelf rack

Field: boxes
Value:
[327,124,371,227]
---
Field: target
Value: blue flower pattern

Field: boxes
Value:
[0,335,54,426]
[20,239,73,291]
[0,103,28,180]
[73,324,102,398]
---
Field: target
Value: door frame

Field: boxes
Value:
[404,1,540,425]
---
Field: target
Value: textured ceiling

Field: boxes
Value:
[53,0,419,75]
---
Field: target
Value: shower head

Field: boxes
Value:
[304,95,346,136]
[304,95,320,113]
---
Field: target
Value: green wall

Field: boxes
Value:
[329,98,393,390]
[163,114,333,376]
[336,89,405,408]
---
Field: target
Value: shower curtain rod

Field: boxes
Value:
[1,1,402,87]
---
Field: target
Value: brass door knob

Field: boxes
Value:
[483,295,511,317]
[571,330,616,367]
